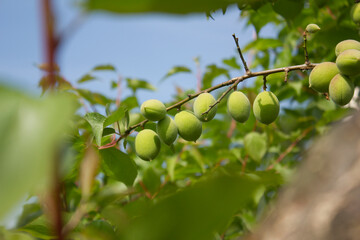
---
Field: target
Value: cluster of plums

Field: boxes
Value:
[309,39,360,106]
[135,90,280,160]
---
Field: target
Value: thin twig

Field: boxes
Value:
[232,33,250,74]
[303,31,310,65]
[267,127,313,170]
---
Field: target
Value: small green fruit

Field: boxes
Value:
[309,62,339,93]
[227,91,250,123]
[351,3,360,25]
[335,39,360,56]
[156,115,178,145]
[305,23,320,33]
[193,93,217,122]
[135,129,161,161]
[329,74,354,106]
[174,111,202,142]
[253,91,280,125]
[140,99,166,121]
[336,49,360,76]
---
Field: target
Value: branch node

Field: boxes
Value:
[284,68,289,82]
[263,75,267,91]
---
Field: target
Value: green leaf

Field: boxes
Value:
[126,78,156,93]
[142,166,162,194]
[0,227,34,240]
[79,220,118,240]
[16,203,42,228]
[272,0,304,23]
[122,167,264,240]
[104,105,127,127]
[100,148,138,186]
[84,112,106,146]
[17,216,55,239]
[244,132,267,162]
[102,127,116,136]
[76,89,113,106]
[78,74,97,83]
[222,57,241,69]
[92,64,116,71]
[243,38,283,52]
[162,66,192,81]
[202,64,230,89]
[0,87,76,220]
[85,0,247,14]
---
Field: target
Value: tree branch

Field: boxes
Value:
[267,127,313,170]
[232,33,250,74]
[111,62,318,146]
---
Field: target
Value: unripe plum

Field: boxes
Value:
[140,99,166,121]
[174,111,202,142]
[351,3,360,25]
[135,129,161,161]
[156,115,178,145]
[193,93,217,122]
[305,23,320,33]
[329,74,354,106]
[253,91,280,125]
[335,39,360,56]
[336,49,360,76]
[227,91,250,123]
[309,62,339,93]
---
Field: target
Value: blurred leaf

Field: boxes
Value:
[77,89,113,106]
[243,38,283,52]
[162,66,192,81]
[142,166,162,194]
[84,112,106,146]
[17,216,55,239]
[78,74,97,83]
[126,78,156,93]
[244,132,267,162]
[222,57,241,69]
[122,167,264,240]
[85,0,251,14]
[202,64,230,89]
[92,64,116,71]
[0,87,76,220]
[272,0,304,23]
[16,203,42,228]
[100,148,138,186]
[77,220,117,240]
[104,105,127,127]
[0,227,34,240]
[122,96,139,110]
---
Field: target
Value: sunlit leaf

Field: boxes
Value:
[84,112,106,146]
[162,66,192,81]
[92,64,116,71]
[78,74,97,83]
[100,148,138,186]
[222,57,241,69]
[104,105,127,127]
[126,78,156,93]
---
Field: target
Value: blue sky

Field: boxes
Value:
[0,1,275,103]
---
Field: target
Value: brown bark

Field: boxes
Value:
[245,113,360,240]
